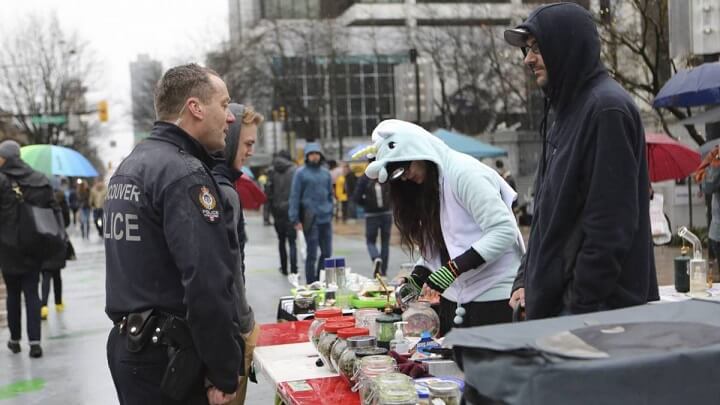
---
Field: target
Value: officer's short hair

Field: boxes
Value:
[154,63,221,121]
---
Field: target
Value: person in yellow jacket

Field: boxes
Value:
[335,164,349,222]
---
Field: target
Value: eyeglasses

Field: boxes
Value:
[521,42,541,56]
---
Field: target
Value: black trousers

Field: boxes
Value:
[41,269,63,306]
[438,296,512,337]
[3,271,41,342]
[107,326,209,405]
[273,214,297,275]
[93,208,104,237]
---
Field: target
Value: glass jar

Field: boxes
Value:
[355,308,382,337]
[317,321,354,371]
[375,313,402,348]
[427,380,461,405]
[326,315,356,324]
[375,373,418,405]
[337,334,377,383]
[354,355,397,405]
[330,328,370,374]
[308,307,343,349]
[401,301,440,338]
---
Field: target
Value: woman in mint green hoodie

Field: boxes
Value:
[361,120,523,335]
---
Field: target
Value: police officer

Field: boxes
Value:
[105,64,242,405]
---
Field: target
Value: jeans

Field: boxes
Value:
[42,269,63,306]
[304,221,332,284]
[3,271,42,343]
[79,207,91,239]
[365,213,392,275]
[273,215,297,275]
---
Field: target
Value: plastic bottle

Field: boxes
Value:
[414,331,440,355]
[324,257,337,289]
[389,321,411,355]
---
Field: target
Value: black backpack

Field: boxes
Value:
[361,178,391,213]
[10,180,67,263]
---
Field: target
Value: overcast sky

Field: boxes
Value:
[1,0,230,168]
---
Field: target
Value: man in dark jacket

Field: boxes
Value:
[0,140,50,358]
[353,170,392,276]
[504,3,658,319]
[104,64,242,405]
[211,103,261,405]
[266,150,298,277]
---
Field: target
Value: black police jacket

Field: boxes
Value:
[104,121,242,393]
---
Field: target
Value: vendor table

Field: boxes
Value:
[255,321,360,405]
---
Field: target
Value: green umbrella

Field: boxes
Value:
[20,144,99,177]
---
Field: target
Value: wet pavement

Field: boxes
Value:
[0,211,693,404]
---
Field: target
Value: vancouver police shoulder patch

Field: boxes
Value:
[189,184,221,223]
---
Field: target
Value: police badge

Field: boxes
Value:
[190,185,221,223]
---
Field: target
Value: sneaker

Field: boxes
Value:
[7,341,20,354]
[373,258,383,277]
[55,303,65,313]
[41,306,49,320]
[29,344,43,358]
[287,273,300,287]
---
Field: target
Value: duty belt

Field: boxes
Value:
[117,309,193,353]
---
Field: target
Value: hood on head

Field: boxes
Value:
[506,2,605,113]
[273,153,295,172]
[304,142,324,160]
[223,103,245,166]
[364,119,449,183]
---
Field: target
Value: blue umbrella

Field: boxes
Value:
[653,62,720,108]
[20,144,99,177]
[346,143,373,161]
[433,129,507,159]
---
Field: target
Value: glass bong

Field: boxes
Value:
[677,227,710,297]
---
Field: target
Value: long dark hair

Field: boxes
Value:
[389,160,446,259]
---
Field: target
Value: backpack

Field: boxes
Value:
[10,180,67,262]
[362,178,391,212]
[695,145,720,194]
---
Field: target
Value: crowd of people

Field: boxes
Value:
[0,3,663,404]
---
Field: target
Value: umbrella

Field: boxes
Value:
[234,175,266,210]
[645,133,700,182]
[20,144,99,177]
[653,62,720,108]
[433,129,507,159]
[346,143,373,161]
[700,138,720,158]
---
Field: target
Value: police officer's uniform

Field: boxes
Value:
[105,122,242,404]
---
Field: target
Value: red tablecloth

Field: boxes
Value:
[258,320,312,346]
[278,377,361,405]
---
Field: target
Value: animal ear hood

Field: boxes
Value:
[363,119,448,182]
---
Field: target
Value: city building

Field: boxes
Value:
[129,54,162,145]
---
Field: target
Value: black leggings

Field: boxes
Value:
[3,271,41,342]
[438,296,512,337]
[42,269,63,306]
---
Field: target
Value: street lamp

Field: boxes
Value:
[409,48,421,124]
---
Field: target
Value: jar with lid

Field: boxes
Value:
[375,372,418,405]
[354,355,396,404]
[308,307,343,349]
[401,301,440,338]
[375,313,402,348]
[427,380,461,405]
[330,328,370,374]
[337,335,377,383]
[355,308,382,336]
[317,321,354,370]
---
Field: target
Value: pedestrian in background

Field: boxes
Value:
[258,169,272,226]
[0,140,51,358]
[104,63,243,405]
[504,2,658,319]
[335,164,349,222]
[90,179,107,239]
[211,103,262,405]
[76,180,91,239]
[41,186,71,320]
[266,150,298,278]
[289,142,334,284]
[353,162,392,276]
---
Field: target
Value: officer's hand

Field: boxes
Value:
[294,223,303,231]
[206,387,236,405]
[509,288,525,309]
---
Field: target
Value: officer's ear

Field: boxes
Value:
[187,98,203,118]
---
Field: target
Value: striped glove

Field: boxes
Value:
[406,266,432,293]
[426,266,457,293]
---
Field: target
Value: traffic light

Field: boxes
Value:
[98,100,109,122]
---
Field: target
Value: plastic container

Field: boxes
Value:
[330,328,370,373]
[427,380,461,405]
[375,373,419,405]
[337,335,377,383]
[355,308,382,336]
[317,321,354,371]
[375,313,402,349]
[325,257,337,288]
[308,307,343,349]
[354,355,397,405]
[326,315,356,324]
[402,301,440,338]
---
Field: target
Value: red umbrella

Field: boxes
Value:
[645,132,700,182]
[235,174,267,210]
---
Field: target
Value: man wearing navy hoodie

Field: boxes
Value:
[504,2,659,319]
